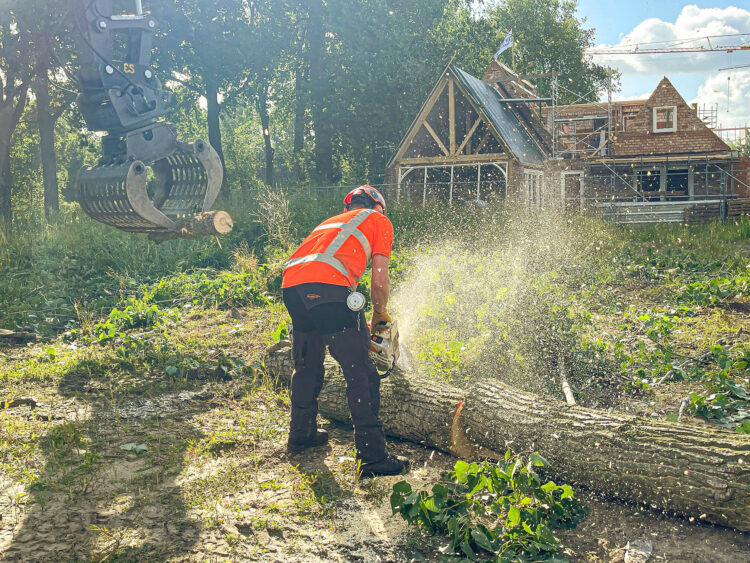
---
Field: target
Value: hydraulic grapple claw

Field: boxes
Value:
[71,1,225,236]
[76,136,223,234]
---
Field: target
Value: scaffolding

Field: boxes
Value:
[550,74,613,159]
[697,103,718,130]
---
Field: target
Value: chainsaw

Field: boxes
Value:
[369,320,400,374]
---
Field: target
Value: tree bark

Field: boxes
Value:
[293,43,305,153]
[265,342,750,532]
[257,81,274,186]
[204,76,228,196]
[0,142,12,228]
[0,84,29,227]
[307,0,333,183]
[34,43,59,220]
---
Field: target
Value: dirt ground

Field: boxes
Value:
[0,305,749,562]
[0,387,748,562]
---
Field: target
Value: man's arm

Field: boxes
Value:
[370,254,390,314]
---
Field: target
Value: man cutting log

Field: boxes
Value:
[281,185,409,478]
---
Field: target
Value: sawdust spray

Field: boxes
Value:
[390,206,617,398]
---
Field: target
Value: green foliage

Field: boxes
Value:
[91,298,180,343]
[609,307,694,389]
[687,344,750,432]
[396,212,618,393]
[272,321,289,341]
[391,454,586,561]
[147,269,271,309]
[677,275,750,306]
[432,0,616,103]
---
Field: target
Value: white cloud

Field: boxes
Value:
[694,69,750,130]
[592,5,750,75]
[592,5,750,136]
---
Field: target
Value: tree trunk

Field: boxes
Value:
[257,82,274,186]
[265,342,750,532]
[307,0,333,183]
[293,44,305,153]
[0,85,29,227]
[0,148,12,228]
[34,49,59,219]
[204,76,228,196]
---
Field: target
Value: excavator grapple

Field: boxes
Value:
[72,0,226,237]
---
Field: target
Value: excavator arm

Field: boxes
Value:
[72,0,225,236]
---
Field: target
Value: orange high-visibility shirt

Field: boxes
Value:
[282,208,393,289]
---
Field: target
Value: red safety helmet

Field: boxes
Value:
[343,185,387,215]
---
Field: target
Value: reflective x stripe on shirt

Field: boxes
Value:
[284,209,376,280]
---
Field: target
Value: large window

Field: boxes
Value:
[636,166,691,201]
[653,106,677,133]
[666,169,689,199]
[637,169,661,201]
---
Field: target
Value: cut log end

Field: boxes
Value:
[148,210,233,242]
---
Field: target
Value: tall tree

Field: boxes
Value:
[468,0,614,101]
[0,6,32,226]
[153,0,286,192]
[306,0,334,183]
[24,3,76,219]
[152,0,251,193]
[309,0,447,182]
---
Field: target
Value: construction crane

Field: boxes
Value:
[587,32,750,56]
[719,63,750,72]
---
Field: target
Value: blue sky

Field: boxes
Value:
[578,1,749,101]
[571,2,750,127]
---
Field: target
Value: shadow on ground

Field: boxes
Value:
[1,354,208,562]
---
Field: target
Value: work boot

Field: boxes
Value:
[358,454,410,479]
[286,429,329,454]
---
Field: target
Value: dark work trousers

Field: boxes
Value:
[282,283,387,464]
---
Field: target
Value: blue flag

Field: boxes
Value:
[494,30,513,59]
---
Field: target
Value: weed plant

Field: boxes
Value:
[391,453,586,562]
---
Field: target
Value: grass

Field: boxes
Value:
[1,203,749,560]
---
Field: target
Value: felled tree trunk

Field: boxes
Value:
[0,329,38,344]
[265,341,750,532]
[148,210,233,242]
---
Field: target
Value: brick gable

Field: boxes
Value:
[612,77,730,156]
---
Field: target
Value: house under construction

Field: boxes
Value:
[386,60,750,223]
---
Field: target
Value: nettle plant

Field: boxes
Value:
[391,453,586,562]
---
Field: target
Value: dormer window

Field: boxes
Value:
[653,106,677,133]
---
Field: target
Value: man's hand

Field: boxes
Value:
[371,308,392,329]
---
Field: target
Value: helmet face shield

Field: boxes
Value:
[343,185,387,215]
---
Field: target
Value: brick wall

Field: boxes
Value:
[734,157,750,198]
[612,78,730,157]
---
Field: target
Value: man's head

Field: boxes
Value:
[343,185,387,215]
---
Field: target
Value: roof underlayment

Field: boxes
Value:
[451,66,547,165]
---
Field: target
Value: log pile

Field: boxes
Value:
[684,202,721,224]
[728,199,750,218]
[265,341,750,532]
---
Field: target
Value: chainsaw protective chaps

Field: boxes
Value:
[283,285,387,464]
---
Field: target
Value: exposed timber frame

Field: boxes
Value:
[391,71,510,167]
[397,162,509,205]
[391,68,527,203]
